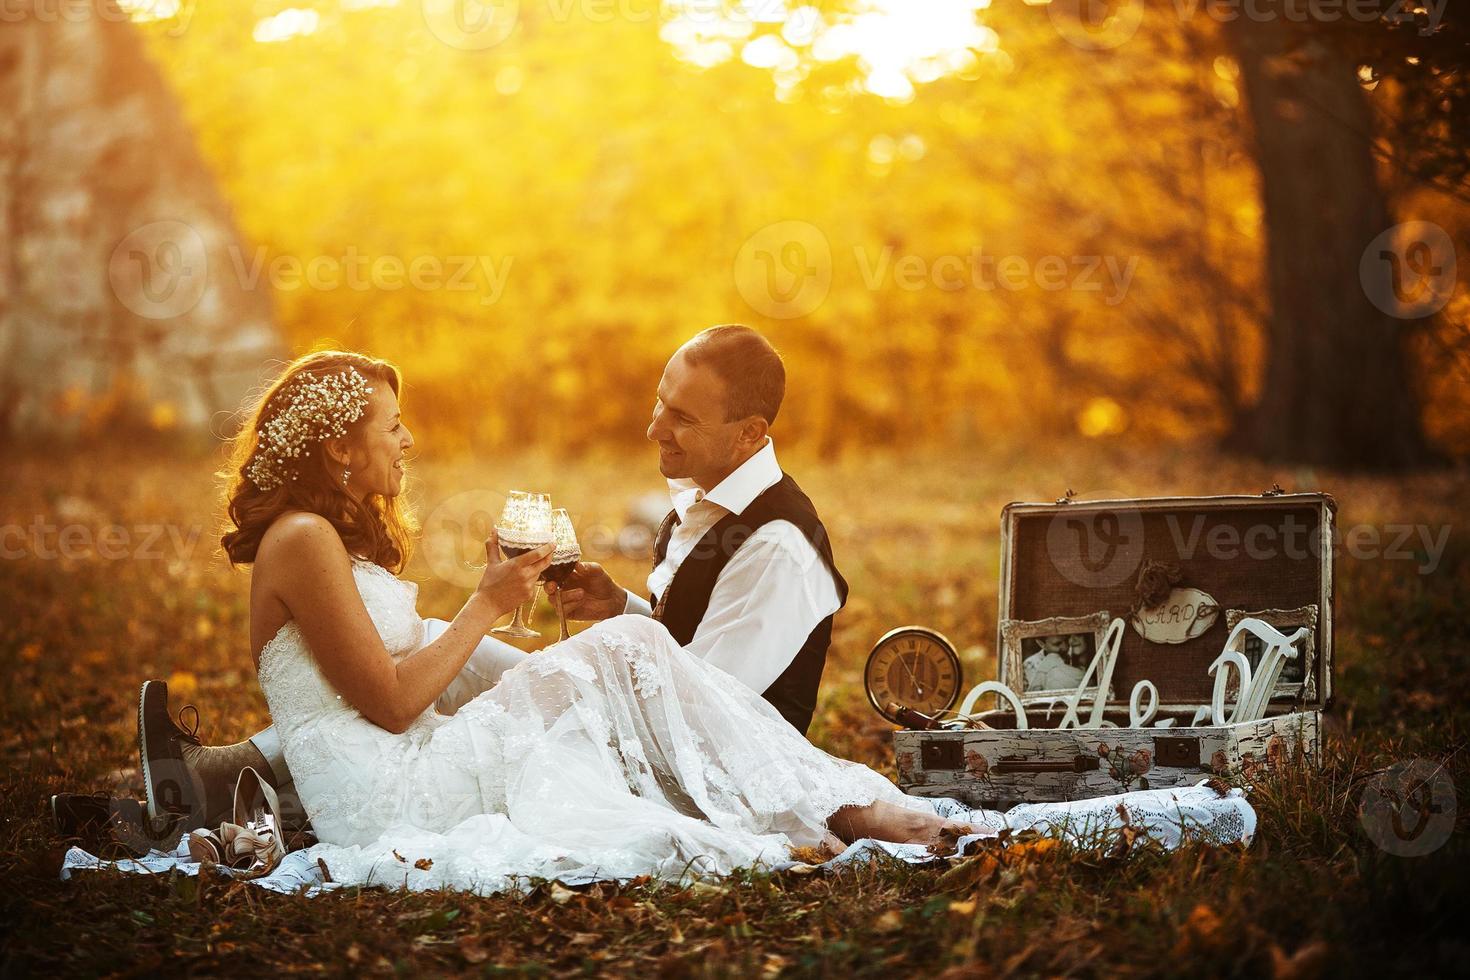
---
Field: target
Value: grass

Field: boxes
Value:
[2,440,1468,976]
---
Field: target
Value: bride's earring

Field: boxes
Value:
[342,468,351,485]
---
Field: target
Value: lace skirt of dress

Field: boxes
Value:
[301,616,935,893]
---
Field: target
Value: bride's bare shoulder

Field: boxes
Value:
[250,513,359,649]
[257,511,351,572]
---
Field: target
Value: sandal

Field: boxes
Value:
[186,766,286,879]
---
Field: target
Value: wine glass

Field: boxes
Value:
[490,491,552,638]
[544,508,582,642]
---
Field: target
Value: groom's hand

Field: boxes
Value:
[544,562,625,621]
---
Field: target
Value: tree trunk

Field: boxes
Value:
[1225,17,1437,470]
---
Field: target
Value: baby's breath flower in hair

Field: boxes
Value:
[245,367,376,491]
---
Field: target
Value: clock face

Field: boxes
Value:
[864,627,963,723]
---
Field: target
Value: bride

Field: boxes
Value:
[179,349,1248,893]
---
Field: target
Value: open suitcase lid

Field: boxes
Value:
[996,491,1336,712]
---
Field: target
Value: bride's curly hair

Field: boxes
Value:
[219,350,417,573]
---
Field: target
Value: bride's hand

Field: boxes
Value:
[543,562,624,621]
[474,529,554,617]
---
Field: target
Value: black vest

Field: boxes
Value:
[651,473,848,736]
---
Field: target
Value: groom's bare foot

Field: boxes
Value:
[787,831,848,865]
[817,831,848,860]
[829,799,964,852]
[904,818,979,856]
[828,799,973,854]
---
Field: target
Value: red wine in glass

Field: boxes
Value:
[547,509,580,640]
[490,491,552,638]
[542,556,579,584]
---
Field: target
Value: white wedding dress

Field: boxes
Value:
[256,557,1254,895]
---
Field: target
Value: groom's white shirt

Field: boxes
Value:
[620,437,842,695]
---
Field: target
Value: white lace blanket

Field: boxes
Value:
[59,784,1254,897]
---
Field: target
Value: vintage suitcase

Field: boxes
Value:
[894,491,1334,809]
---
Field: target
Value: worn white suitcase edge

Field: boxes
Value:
[894,711,1321,807]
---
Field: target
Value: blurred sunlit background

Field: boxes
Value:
[3,0,1465,465]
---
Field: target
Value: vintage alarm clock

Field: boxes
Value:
[864,626,963,724]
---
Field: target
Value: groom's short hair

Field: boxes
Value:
[683,324,785,425]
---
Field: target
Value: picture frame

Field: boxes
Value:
[1223,604,1319,702]
[1000,611,1113,705]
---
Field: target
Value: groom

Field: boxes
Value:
[548,323,847,734]
[139,324,848,830]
